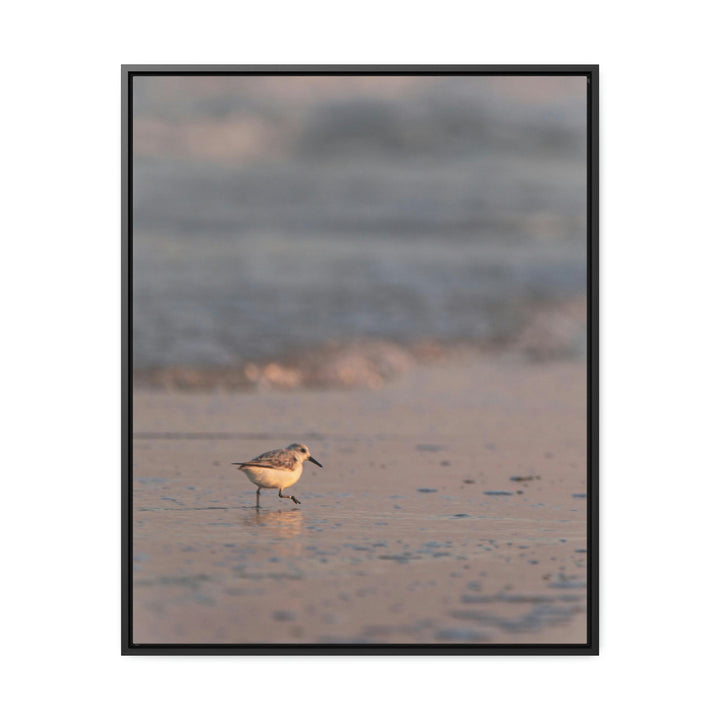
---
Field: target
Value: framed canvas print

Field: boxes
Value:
[122,65,598,655]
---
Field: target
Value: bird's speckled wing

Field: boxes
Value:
[235,448,296,470]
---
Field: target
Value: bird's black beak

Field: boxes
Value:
[309,456,323,468]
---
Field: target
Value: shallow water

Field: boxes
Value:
[132,458,587,644]
[131,355,588,645]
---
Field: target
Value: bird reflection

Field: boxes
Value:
[244,508,304,539]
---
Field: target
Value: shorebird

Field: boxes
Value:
[232,443,323,507]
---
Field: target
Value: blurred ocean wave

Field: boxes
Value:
[132,76,587,380]
[134,297,586,391]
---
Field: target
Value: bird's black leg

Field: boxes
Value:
[278,489,301,505]
[256,487,261,508]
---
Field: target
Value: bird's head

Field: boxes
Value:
[286,443,323,467]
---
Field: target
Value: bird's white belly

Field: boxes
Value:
[241,465,302,489]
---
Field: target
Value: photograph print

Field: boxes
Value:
[123,66,598,654]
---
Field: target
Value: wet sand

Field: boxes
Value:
[132,355,587,645]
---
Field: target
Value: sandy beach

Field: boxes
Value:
[132,354,587,645]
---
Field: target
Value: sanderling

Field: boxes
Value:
[232,443,323,507]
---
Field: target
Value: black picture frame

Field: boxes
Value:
[122,64,599,656]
